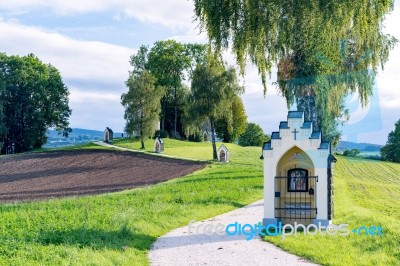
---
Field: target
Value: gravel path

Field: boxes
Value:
[149,199,318,266]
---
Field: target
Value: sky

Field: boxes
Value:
[0,0,399,145]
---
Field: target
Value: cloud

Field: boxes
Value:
[0,19,134,131]
[0,0,195,30]
[68,88,124,131]
[0,19,133,92]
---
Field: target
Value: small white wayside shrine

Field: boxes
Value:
[154,137,164,153]
[217,144,229,162]
[104,127,113,143]
[262,111,336,226]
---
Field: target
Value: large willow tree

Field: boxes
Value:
[193,0,397,144]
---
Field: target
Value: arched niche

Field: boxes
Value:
[276,146,314,177]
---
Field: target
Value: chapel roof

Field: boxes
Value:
[271,132,281,139]
[319,141,330,149]
[263,141,272,150]
[309,131,321,139]
[301,121,312,129]
[279,121,289,129]
[287,111,303,119]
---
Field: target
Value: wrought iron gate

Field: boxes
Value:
[274,172,318,223]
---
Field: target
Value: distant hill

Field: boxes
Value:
[44,128,383,153]
[335,141,382,152]
[44,128,124,148]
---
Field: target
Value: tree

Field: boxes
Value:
[121,70,164,149]
[342,149,361,157]
[129,45,149,78]
[193,1,398,144]
[0,95,6,151]
[0,53,71,154]
[147,40,190,137]
[381,119,400,163]
[185,43,208,77]
[0,70,6,150]
[239,122,269,147]
[185,55,243,159]
[215,95,247,142]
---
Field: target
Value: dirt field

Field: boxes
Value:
[0,150,205,202]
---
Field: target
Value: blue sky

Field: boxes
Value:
[0,0,399,144]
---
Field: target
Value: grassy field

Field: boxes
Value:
[0,138,399,265]
[112,138,222,161]
[264,156,400,266]
[0,139,264,265]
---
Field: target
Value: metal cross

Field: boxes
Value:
[292,128,299,140]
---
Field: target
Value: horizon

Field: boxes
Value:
[49,127,385,147]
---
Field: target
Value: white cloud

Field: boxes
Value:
[0,0,195,30]
[68,88,124,131]
[0,19,134,132]
[69,89,121,103]
[0,19,133,91]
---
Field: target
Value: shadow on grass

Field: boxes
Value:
[36,226,156,251]
[192,198,247,208]
[176,173,263,184]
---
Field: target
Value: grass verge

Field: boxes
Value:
[263,156,400,266]
[0,139,263,265]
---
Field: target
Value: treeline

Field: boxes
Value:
[0,53,71,154]
[381,119,400,163]
[121,41,268,158]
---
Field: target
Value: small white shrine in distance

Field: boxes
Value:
[217,144,229,162]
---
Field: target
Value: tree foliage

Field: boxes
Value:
[342,149,361,157]
[238,122,269,147]
[185,55,243,159]
[131,41,208,139]
[0,97,6,151]
[121,70,164,149]
[215,95,247,142]
[193,0,398,143]
[129,45,149,78]
[0,53,71,154]
[147,40,191,137]
[381,119,400,163]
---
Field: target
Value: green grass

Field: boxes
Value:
[264,156,400,266]
[1,138,399,265]
[113,138,229,161]
[0,139,263,265]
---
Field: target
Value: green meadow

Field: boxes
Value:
[264,157,400,266]
[0,138,398,265]
[0,139,263,265]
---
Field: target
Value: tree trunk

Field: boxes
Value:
[210,117,218,160]
[174,86,177,138]
[297,93,319,131]
[140,129,145,149]
[140,138,145,149]
[161,98,166,131]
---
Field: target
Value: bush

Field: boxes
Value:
[239,122,269,147]
[154,130,169,138]
[170,130,181,139]
[342,149,361,157]
[188,134,203,142]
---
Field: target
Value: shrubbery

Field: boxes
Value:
[154,130,169,138]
